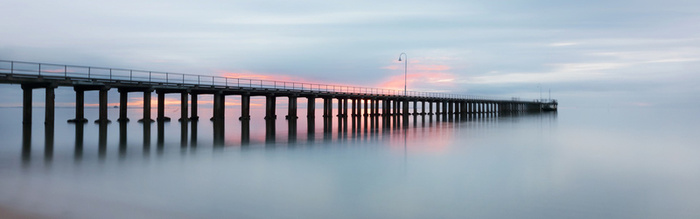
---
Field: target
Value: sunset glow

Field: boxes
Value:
[380,61,456,90]
[219,71,336,86]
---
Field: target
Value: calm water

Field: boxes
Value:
[0,106,699,218]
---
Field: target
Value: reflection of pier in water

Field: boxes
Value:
[20,110,558,163]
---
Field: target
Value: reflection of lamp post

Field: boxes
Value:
[398,52,407,96]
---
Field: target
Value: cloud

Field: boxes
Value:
[218,70,363,90]
[379,60,457,91]
[2,0,700,107]
[548,42,579,47]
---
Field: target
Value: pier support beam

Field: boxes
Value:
[139,90,154,123]
[386,100,391,116]
[178,91,188,122]
[213,103,225,146]
[336,98,346,117]
[350,99,357,118]
[456,102,460,115]
[191,93,199,121]
[211,92,225,122]
[440,101,444,115]
[323,97,331,118]
[68,89,88,123]
[363,99,368,116]
[358,99,363,117]
[413,100,418,115]
[392,100,401,116]
[22,85,32,124]
[118,90,129,122]
[454,102,459,117]
[445,101,450,115]
[456,102,461,115]
[240,93,251,120]
[375,99,381,116]
[265,94,276,120]
[462,102,468,117]
[336,98,342,117]
[403,99,409,116]
[448,101,454,117]
[95,87,111,124]
[307,96,315,119]
[342,98,348,117]
[45,86,55,125]
[286,95,298,120]
[429,101,433,115]
[452,101,461,117]
[157,91,170,122]
[382,99,389,116]
[455,102,460,116]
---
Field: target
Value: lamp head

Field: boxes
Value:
[398,57,402,61]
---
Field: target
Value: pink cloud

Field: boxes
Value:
[217,70,368,92]
[379,61,456,90]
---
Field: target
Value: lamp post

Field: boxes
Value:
[398,53,407,96]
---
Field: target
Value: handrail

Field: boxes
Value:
[0,60,521,101]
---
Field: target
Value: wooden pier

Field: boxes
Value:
[0,60,557,126]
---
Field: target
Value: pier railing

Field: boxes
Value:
[0,60,512,101]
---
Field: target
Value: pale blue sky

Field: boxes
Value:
[1,0,699,108]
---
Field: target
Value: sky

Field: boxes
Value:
[1,0,699,108]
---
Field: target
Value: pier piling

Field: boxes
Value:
[95,87,111,124]
[306,96,315,119]
[118,90,129,122]
[45,86,55,125]
[178,91,188,122]
[240,93,251,120]
[139,90,154,123]
[191,93,199,121]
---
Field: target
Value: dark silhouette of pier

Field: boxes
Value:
[2,59,557,150]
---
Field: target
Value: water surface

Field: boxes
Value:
[0,107,698,218]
